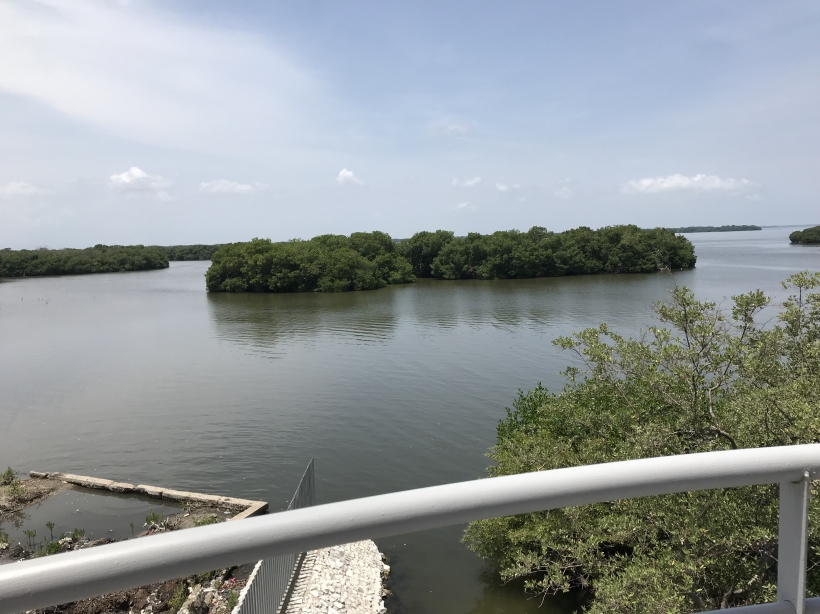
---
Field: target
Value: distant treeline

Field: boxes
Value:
[155,244,223,261]
[206,225,696,292]
[0,245,168,278]
[789,226,820,244]
[668,225,761,233]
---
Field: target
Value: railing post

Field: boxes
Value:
[778,471,811,614]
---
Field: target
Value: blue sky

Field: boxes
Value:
[1,1,819,248]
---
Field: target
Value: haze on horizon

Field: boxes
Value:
[1,1,819,249]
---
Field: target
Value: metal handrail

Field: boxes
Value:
[2,445,820,614]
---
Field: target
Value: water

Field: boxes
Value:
[2,489,183,547]
[0,227,817,612]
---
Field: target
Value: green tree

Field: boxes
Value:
[790,226,820,245]
[0,245,168,277]
[464,272,820,614]
[206,232,414,293]
[398,230,455,277]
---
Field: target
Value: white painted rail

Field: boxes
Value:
[2,445,820,614]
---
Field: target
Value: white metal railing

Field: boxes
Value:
[2,445,820,614]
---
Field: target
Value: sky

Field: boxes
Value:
[1,0,819,249]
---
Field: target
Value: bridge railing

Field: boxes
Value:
[2,445,819,614]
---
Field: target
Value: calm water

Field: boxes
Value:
[1,227,818,613]
[3,489,183,547]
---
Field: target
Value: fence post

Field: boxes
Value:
[778,471,810,614]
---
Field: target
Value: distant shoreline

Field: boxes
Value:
[668,225,761,233]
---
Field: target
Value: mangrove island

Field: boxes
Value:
[0,245,168,278]
[205,225,696,292]
[789,226,820,244]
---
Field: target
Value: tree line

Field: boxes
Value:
[206,225,696,293]
[790,226,820,244]
[155,244,223,261]
[464,271,820,614]
[399,225,696,280]
[0,245,168,277]
[205,232,414,292]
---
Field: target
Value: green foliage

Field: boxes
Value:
[145,510,164,525]
[46,521,55,540]
[206,231,415,293]
[464,271,820,614]
[396,230,455,277]
[23,529,36,550]
[0,467,15,486]
[5,479,24,502]
[193,514,219,527]
[0,245,168,277]
[668,225,761,233]
[71,528,85,541]
[0,527,9,547]
[167,584,187,613]
[35,540,63,557]
[413,225,695,280]
[158,244,224,261]
[227,589,239,610]
[790,226,820,245]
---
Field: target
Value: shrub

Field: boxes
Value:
[6,479,24,502]
[145,510,164,526]
[0,467,15,486]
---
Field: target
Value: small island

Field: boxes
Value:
[789,226,820,244]
[667,225,761,233]
[205,225,697,293]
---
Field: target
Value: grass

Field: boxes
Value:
[145,510,164,526]
[193,514,219,527]
[35,541,63,557]
[166,584,187,613]
[227,589,239,610]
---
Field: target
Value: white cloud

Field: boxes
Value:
[109,166,172,200]
[0,181,44,196]
[622,174,751,194]
[200,180,268,194]
[495,183,509,192]
[337,168,364,185]
[554,186,573,199]
[109,166,170,191]
[455,201,476,212]
[0,0,316,154]
[452,176,481,187]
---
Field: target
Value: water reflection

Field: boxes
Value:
[207,289,401,354]
[207,273,680,355]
